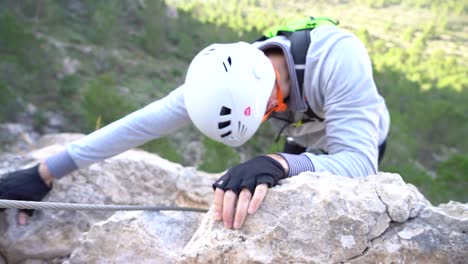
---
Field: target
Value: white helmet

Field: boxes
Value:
[184,42,275,147]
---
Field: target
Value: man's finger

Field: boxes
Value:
[17,211,29,226]
[234,188,252,229]
[222,190,237,229]
[213,188,225,221]
[248,184,268,214]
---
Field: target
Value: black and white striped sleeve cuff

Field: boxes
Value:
[278,153,315,177]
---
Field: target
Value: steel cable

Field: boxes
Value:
[0,199,208,213]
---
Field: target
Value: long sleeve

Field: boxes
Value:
[46,85,191,178]
[281,27,390,178]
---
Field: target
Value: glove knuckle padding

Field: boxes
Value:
[239,176,257,195]
[256,174,276,187]
[212,173,230,190]
[0,164,52,215]
[212,156,286,195]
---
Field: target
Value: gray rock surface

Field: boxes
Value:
[350,201,468,264]
[69,211,202,264]
[0,134,215,263]
[180,173,466,264]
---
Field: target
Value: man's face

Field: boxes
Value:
[265,83,279,113]
[262,73,286,122]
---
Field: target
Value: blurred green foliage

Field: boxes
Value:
[141,137,184,164]
[0,82,18,123]
[434,155,468,204]
[87,1,121,45]
[82,74,137,131]
[139,0,167,57]
[0,0,466,204]
[199,137,241,173]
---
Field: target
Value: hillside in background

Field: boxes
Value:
[0,0,467,204]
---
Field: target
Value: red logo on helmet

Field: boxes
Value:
[244,106,251,116]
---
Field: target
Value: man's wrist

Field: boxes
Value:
[266,154,289,176]
[38,162,54,187]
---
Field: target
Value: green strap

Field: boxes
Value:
[263,16,338,38]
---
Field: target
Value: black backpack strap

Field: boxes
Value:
[289,30,325,122]
[305,105,324,122]
[289,30,310,98]
[258,29,311,90]
[256,17,328,122]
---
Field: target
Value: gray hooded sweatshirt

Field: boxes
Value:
[46,26,390,179]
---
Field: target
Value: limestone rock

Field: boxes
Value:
[369,173,428,222]
[180,172,464,264]
[33,133,84,149]
[0,134,214,263]
[69,211,202,263]
[350,201,468,264]
[62,57,80,76]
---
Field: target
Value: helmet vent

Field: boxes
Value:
[222,57,232,72]
[220,131,232,138]
[201,48,216,55]
[219,106,231,116]
[218,121,231,129]
[238,121,247,136]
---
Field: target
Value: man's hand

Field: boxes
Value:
[0,163,53,225]
[212,154,288,229]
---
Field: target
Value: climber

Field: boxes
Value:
[0,18,389,229]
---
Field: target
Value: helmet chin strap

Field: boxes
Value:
[262,67,287,122]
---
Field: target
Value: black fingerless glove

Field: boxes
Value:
[0,164,52,216]
[212,156,286,195]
